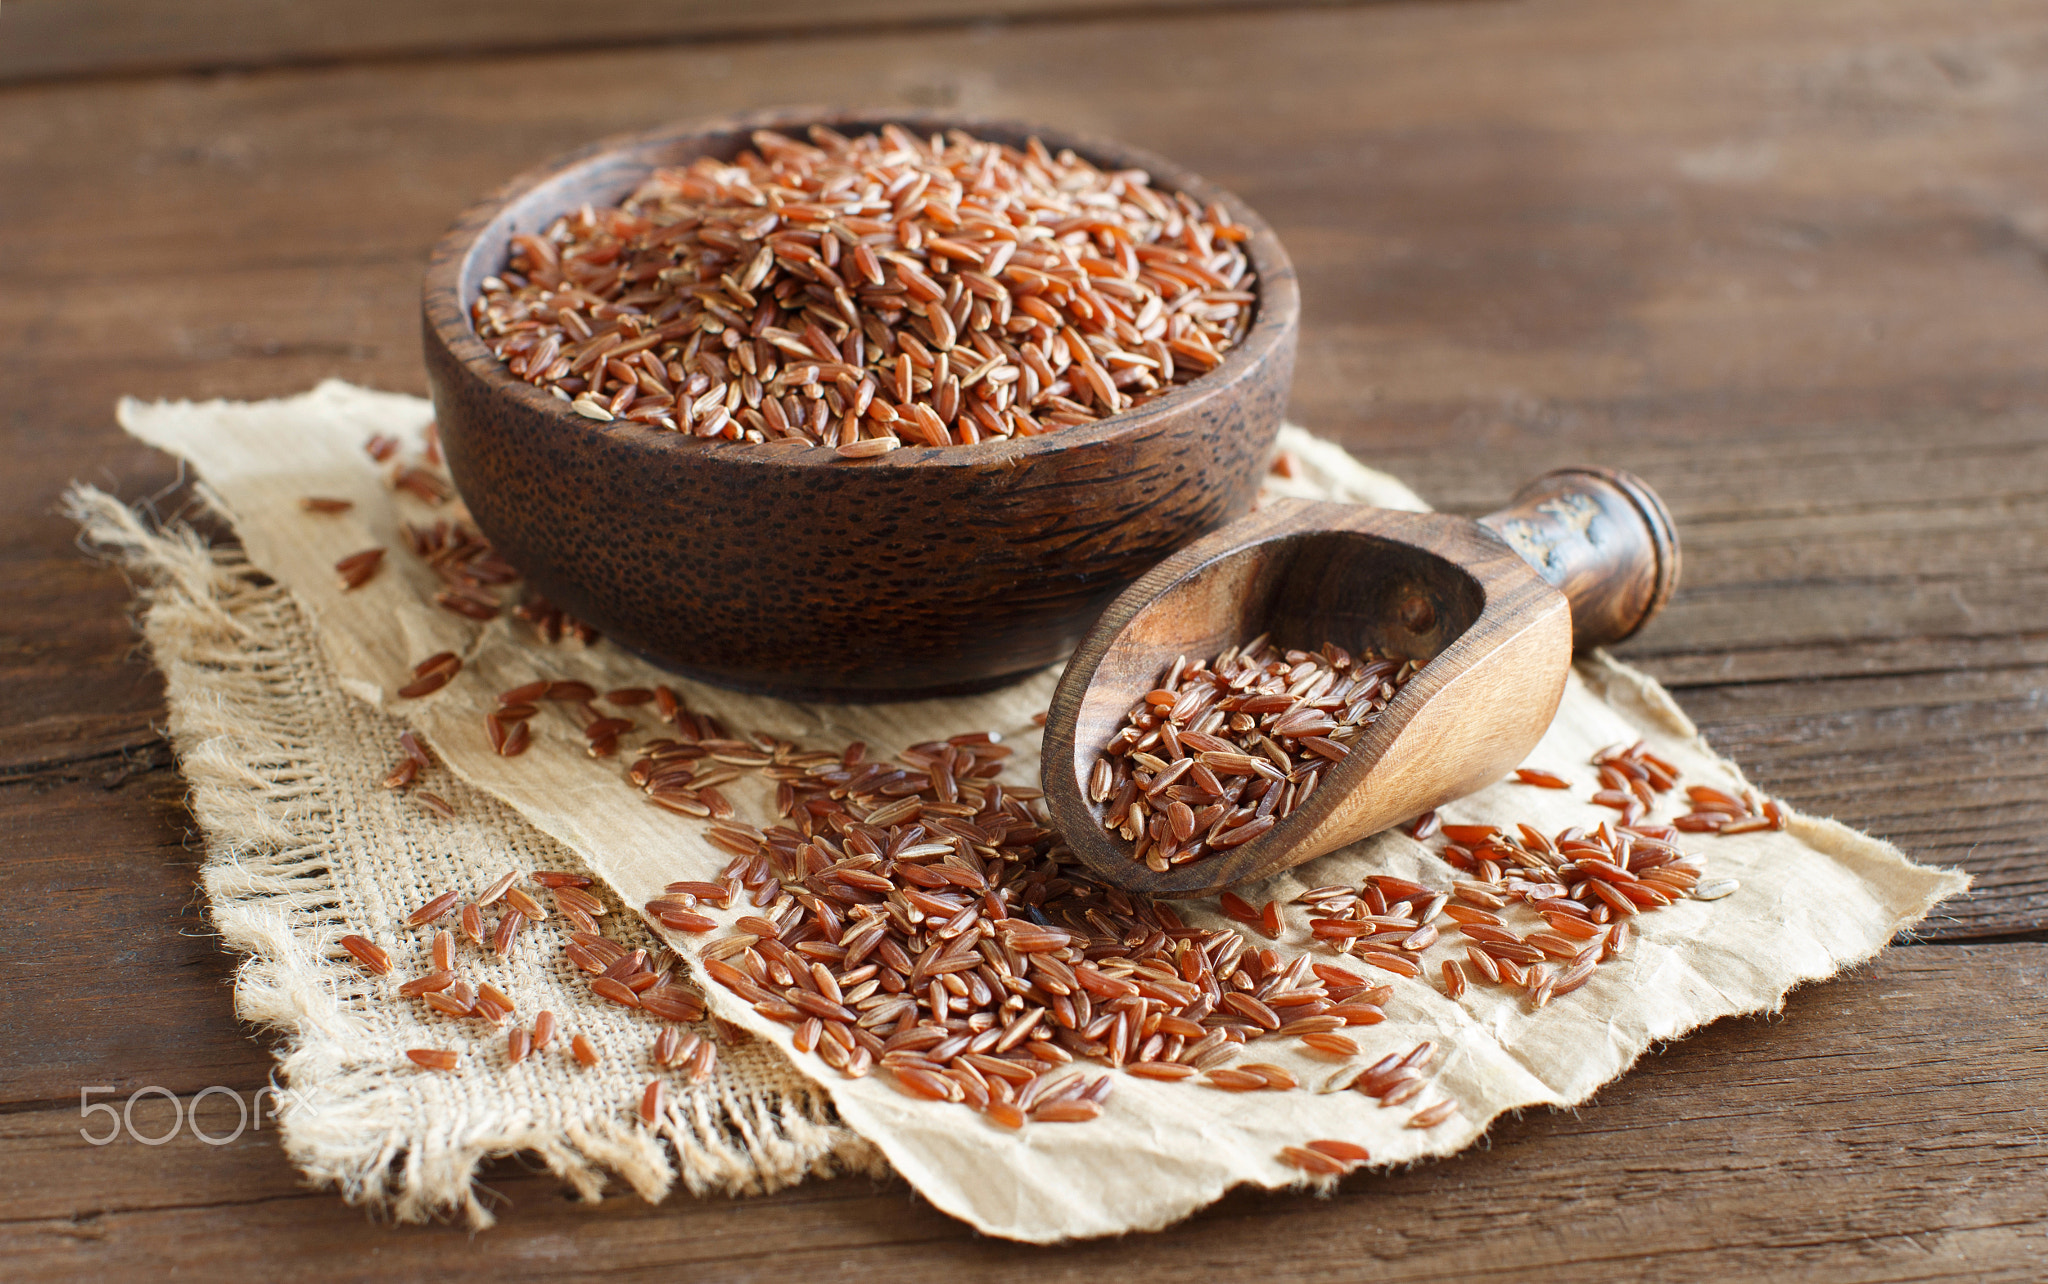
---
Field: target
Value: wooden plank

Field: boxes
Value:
[0,766,274,1104]
[3,943,2042,1279]
[0,0,1339,85]
[1676,667,2048,940]
[0,549,172,776]
[1631,634,2048,691]
[1410,414,2048,675]
[1,1,2043,1270]
[2,0,2043,932]
[6,0,2045,655]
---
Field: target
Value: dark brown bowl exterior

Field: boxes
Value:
[422,108,1298,701]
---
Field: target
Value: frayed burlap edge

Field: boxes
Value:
[66,485,886,1228]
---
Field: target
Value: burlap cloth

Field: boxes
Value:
[75,379,1965,1242]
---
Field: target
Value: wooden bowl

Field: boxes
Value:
[422,108,1299,701]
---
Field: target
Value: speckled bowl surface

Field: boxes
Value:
[422,108,1298,701]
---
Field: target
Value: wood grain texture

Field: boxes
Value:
[1,0,2039,920]
[0,767,273,1106]
[3,943,2041,1280]
[1676,667,2048,940]
[0,0,1347,84]
[0,548,170,776]
[3,0,2046,1266]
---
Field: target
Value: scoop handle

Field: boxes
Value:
[1476,467,1680,650]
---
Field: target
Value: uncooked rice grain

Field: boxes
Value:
[1089,637,1415,869]
[473,125,1256,452]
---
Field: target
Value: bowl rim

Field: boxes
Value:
[422,106,1300,472]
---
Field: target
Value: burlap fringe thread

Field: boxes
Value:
[67,486,886,1228]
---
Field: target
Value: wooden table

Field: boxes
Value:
[5,1,2044,1277]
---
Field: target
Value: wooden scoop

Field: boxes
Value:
[1041,467,1679,897]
